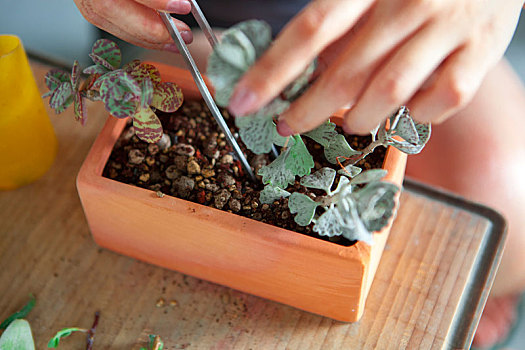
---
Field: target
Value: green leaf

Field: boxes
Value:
[303,121,338,148]
[151,82,183,113]
[259,185,291,204]
[90,39,121,70]
[284,136,314,178]
[147,335,164,350]
[300,168,336,193]
[47,328,85,348]
[288,193,319,226]
[133,107,163,143]
[0,295,36,330]
[350,169,387,185]
[258,149,295,188]
[324,134,360,164]
[337,165,362,178]
[0,319,35,350]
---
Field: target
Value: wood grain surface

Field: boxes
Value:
[0,61,505,349]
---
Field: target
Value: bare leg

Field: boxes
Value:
[406,59,525,346]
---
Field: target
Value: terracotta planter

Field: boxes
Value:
[76,63,407,322]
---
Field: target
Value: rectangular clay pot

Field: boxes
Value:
[76,64,407,322]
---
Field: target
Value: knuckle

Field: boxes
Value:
[294,4,330,40]
[444,74,475,109]
[408,0,441,14]
[376,73,408,106]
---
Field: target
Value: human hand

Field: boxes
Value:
[227,0,524,135]
[73,0,193,51]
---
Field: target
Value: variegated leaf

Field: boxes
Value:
[151,82,183,112]
[304,121,338,147]
[99,70,141,114]
[324,134,361,164]
[105,98,137,119]
[140,78,153,108]
[70,60,80,88]
[238,115,275,154]
[300,167,336,193]
[285,136,314,177]
[206,52,243,106]
[258,149,295,188]
[49,82,74,110]
[133,107,163,143]
[259,185,291,204]
[288,192,319,226]
[44,69,70,91]
[83,64,108,75]
[122,59,141,73]
[89,53,115,71]
[90,38,121,69]
[0,319,35,350]
[387,122,431,155]
[338,165,362,178]
[350,169,387,185]
[391,109,419,144]
[73,92,87,125]
[129,63,162,84]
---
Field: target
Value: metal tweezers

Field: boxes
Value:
[157,2,256,181]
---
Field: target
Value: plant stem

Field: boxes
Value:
[342,140,383,167]
[86,311,100,350]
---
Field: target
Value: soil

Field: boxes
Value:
[102,100,386,246]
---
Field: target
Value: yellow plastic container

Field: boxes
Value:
[0,35,57,190]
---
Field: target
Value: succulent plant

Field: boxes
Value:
[44,39,184,143]
[207,20,432,244]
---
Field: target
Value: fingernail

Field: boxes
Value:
[228,88,257,117]
[166,0,191,13]
[180,30,193,44]
[277,119,295,137]
[163,43,179,52]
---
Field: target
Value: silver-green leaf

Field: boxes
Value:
[324,134,361,164]
[0,319,35,350]
[300,168,336,194]
[259,185,291,204]
[288,192,319,226]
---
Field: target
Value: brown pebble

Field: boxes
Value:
[165,165,181,180]
[173,176,195,198]
[205,192,213,202]
[187,159,201,175]
[198,181,206,189]
[159,154,169,163]
[202,168,216,178]
[229,198,241,212]
[139,173,150,182]
[145,156,155,166]
[174,155,188,171]
[262,204,270,211]
[221,154,234,164]
[169,300,178,307]
[128,149,145,165]
[195,175,203,182]
[281,211,290,220]
[251,201,259,209]
[148,143,160,156]
[214,189,231,210]
[175,143,195,157]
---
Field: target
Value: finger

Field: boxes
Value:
[276,0,433,135]
[134,0,191,14]
[75,0,192,51]
[343,20,465,134]
[406,44,486,124]
[408,2,523,124]
[228,0,375,117]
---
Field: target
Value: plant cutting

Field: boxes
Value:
[44,20,430,322]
